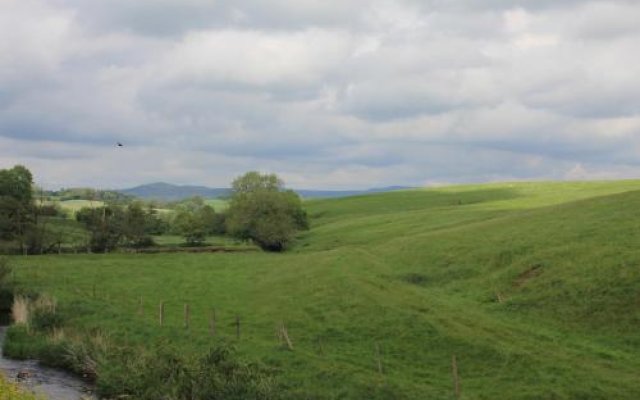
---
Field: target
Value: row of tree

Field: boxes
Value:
[0,166,308,253]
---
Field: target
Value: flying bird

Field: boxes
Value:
[116,142,124,147]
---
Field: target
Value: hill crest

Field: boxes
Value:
[118,182,413,201]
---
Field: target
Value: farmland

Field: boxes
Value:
[5,180,640,399]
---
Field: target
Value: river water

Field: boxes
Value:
[0,326,96,400]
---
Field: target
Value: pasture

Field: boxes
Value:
[7,180,640,399]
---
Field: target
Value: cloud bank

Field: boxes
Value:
[1,0,639,189]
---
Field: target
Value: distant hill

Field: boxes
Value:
[118,182,230,201]
[118,182,413,201]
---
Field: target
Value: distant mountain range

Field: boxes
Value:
[118,182,413,201]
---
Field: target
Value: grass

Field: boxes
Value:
[204,198,228,211]
[0,375,42,400]
[57,199,105,215]
[6,180,640,399]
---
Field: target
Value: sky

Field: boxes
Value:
[1,0,639,190]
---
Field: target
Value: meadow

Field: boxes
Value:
[6,180,640,399]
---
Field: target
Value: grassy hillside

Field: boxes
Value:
[7,180,640,399]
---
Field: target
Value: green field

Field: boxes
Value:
[58,199,105,211]
[204,198,229,211]
[7,180,640,399]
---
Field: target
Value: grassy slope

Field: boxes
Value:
[9,180,640,399]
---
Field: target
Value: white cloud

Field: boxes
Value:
[159,29,355,87]
[1,0,640,189]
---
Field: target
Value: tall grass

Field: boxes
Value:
[11,296,29,325]
[0,374,42,400]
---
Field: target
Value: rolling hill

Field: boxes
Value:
[7,180,640,399]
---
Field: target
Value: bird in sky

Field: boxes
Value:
[116,142,123,147]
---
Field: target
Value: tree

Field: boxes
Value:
[122,202,155,247]
[172,209,207,246]
[231,171,283,194]
[0,165,35,253]
[76,206,125,252]
[226,172,308,252]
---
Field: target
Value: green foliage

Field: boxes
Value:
[0,165,34,247]
[143,204,169,235]
[170,197,223,245]
[0,165,85,254]
[121,202,157,247]
[76,206,125,252]
[5,318,276,400]
[29,307,64,332]
[76,203,161,250]
[98,343,276,400]
[172,209,208,246]
[51,187,131,203]
[226,172,308,251]
[231,171,283,194]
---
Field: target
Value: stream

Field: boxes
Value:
[0,326,96,400]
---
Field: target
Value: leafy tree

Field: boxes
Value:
[170,198,222,245]
[231,171,283,194]
[210,212,227,235]
[76,206,125,252]
[143,204,169,235]
[226,172,308,252]
[0,165,35,253]
[172,210,207,246]
[122,202,155,247]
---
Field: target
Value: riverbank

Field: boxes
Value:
[0,327,95,400]
[0,373,39,400]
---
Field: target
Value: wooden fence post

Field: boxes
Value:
[280,322,294,351]
[316,336,324,356]
[375,343,383,374]
[159,302,165,326]
[235,315,240,339]
[209,309,216,336]
[184,304,190,329]
[452,354,461,399]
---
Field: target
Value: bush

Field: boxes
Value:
[95,341,277,400]
[30,307,64,332]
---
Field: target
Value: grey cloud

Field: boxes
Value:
[2,0,640,189]
[50,0,371,35]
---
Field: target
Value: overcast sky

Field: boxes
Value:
[1,0,639,189]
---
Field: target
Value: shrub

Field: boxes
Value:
[96,341,277,400]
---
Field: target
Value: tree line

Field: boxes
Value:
[0,166,308,254]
